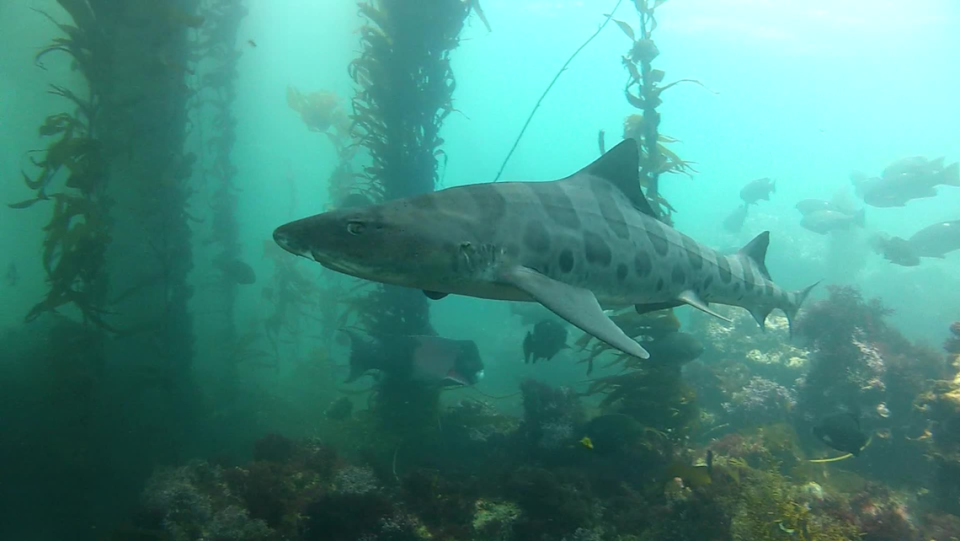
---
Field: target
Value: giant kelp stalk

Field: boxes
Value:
[347,0,471,433]
[612,0,703,220]
[7,0,206,534]
[193,0,248,352]
[10,3,113,332]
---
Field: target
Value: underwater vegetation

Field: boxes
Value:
[339,0,474,434]
[9,0,113,331]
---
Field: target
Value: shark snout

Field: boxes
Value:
[273,224,308,258]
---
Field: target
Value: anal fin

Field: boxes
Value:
[502,266,650,359]
[677,290,732,323]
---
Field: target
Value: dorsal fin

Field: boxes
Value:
[738,231,771,280]
[573,138,658,219]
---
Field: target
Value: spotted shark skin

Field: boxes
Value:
[273,139,816,358]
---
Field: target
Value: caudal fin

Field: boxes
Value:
[785,281,820,337]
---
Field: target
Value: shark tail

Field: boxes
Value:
[785,281,820,337]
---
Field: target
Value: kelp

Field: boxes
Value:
[10,2,114,332]
[611,0,714,221]
[345,0,471,431]
[192,0,249,350]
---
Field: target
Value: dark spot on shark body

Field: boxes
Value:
[682,236,704,269]
[617,263,628,282]
[634,251,652,277]
[533,184,581,228]
[468,184,508,220]
[558,249,574,273]
[717,256,732,283]
[743,264,755,291]
[583,231,612,266]
[647,223,670,256]
[592,181,630,239]
[671,265,685,285]
[524,220,551,253]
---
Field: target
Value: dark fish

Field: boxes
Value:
[739,177,776,205]
[325,396,353,421]
[341,330,484,386]
[215,258,256,285]
[5,262,18,287]
[852,157,960,208]
[795,199,844,216]
[510,302,563,327]
[247,39,257,48]
[872,235,920,267]
[813,412,868,456]
[706,449,714,477]
[523,318,569,363]
[906,220,960,259]
[800,208,865,235]
[722,204,748,233]
[640,331,703,365]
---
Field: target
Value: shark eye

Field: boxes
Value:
[346,221,366,236]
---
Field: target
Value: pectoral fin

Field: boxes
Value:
[501,266,650,359]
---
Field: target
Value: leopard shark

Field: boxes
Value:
[273,139,817,359]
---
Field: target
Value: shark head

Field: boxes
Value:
[273,198,461,288]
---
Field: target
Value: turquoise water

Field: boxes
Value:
[1,1,959,539]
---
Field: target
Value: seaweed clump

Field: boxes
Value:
[346,0,471,433]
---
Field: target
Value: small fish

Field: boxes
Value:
[247,39,257,48]
[852,157,959,208]
[523,319,569,363]
[340,330,484,387]
[904,220,960,259]
[739,177,776,205]
[813,411,868,457]
[640,331,703,365]
[598,129,606,155]
[215,257,257,285]
[706,449,714,476]
[800,208,865,235]
[579,436,594,449]
[876,402,890,418]
[871,235,920,266]
[325,396,353,421]
[510,302,564,327]
[794,199,846,216]
[5,262,18,287]
[722,203,748,233]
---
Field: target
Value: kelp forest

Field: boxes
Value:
[3,1,960,541]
